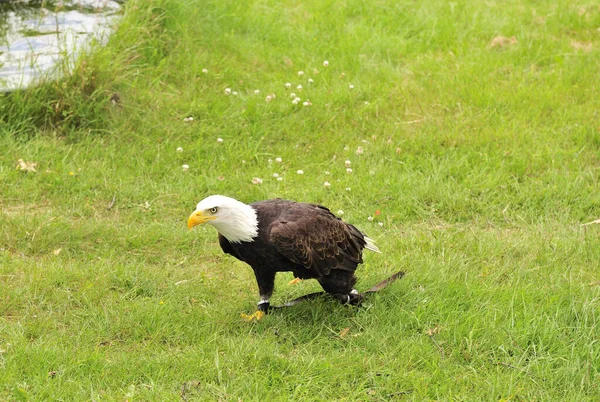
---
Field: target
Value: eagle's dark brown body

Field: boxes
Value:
[218,199,369,310]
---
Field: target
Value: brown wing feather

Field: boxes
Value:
[269,205,366,277]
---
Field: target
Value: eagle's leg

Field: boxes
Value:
[330,291,363,305]
[255,269,276,313]
[241,269,276,321]
[317,272,362,306]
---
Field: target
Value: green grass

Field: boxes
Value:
[1,0,600,400]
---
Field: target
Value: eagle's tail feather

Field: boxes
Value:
[364,236,380,253]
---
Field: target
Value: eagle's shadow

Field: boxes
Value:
[276,270,404,307]
[250,270,406,327]
[243,291,406,345]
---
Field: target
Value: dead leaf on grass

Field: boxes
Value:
[425,325,442,336]
[339,327,350,338]
[490,36,518,48]
[16,159,37,173]
[570,41,592,53]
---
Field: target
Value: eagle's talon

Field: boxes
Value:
[240,310,266,322]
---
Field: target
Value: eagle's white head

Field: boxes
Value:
[188,195,259,243]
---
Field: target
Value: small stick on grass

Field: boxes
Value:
[497,362,541,385]
[180,383,187,401]
[581,218,600,226]
[427,334,445,359]
[107,194,117,210]
[387,390,413,398]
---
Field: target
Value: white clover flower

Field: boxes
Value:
[378,222,384,227]
[345,187,351,191]
[285,82,292,88]
[298,71,304,76]
[367,216,374,222]
[364,101,370,105]
[252,177,263,184]
[275,157,282,163]
[176,147,183,153]
[277,177,283,181]
[182,164,189,171]
[292,99,299,105]
[183,116,194,122]
[242,160,247,164]
[272,173,279,178]
[254,89,260,94]
[345,160,351,167]
[323,181,331,188]
[224,88,232,95]
[202,68,208,73]
[356,146,364,155]
[324,171,330,175]
[303,101,312,106]
[266,95,273,102]
[344,146,349,151]
[313,68,319,74]
[217,138,224,143]
[308,78,314,84]
[232,91,238,96]
[349,84,354,89]
[346,168,353,174]
[290,92,296,98]
[337,210,344,215]
[296,84,303,90]
[294,97,301,102]
[323,60,329,67]
[268,159,273,165]
[296,169,304,175]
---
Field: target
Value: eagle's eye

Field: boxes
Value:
[209,207,219,214]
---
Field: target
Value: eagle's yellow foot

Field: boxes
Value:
[288,278,303,285]
[240,310,266,322]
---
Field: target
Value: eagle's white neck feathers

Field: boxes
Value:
[195,195,258,243]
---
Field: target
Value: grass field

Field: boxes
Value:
[1,0,600,400]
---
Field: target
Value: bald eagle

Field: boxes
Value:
[188,195,381,318]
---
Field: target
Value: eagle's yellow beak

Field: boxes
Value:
[187,210,216,229]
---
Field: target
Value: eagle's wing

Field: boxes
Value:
[269,205,366,277]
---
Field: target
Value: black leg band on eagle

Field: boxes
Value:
[257,300,270,313]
